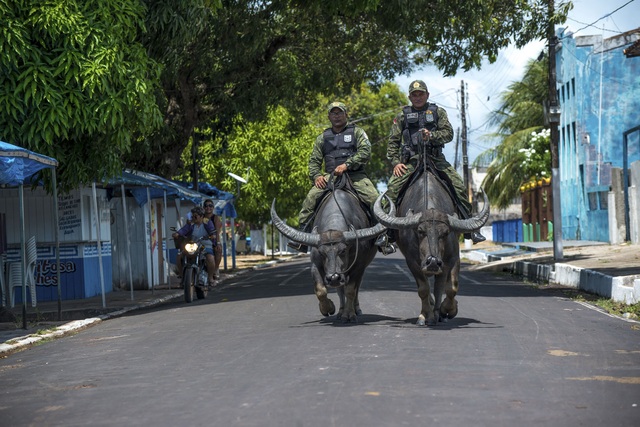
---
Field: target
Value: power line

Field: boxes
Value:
[571,0,637,35]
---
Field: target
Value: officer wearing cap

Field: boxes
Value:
[288,101,381,253]
[376,80,486,246]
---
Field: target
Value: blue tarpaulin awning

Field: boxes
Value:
[0,141,58,186]
[103,169,206,206]
[177,181,237,218]
[0,140,60,327]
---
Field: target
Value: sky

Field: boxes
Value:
[393,0,640,169]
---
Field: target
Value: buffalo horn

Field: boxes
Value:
[343,202,395,242]
[373,193,422,229]
[270,199,321,247]
[447,191,491,232]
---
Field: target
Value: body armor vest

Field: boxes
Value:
[322,125,358,174]
[401,104,439,161]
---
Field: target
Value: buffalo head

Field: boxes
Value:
[271,199,394,287]
[373,192,490,275]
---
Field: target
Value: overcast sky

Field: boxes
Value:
[393,0,639,167]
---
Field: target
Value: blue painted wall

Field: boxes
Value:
[556,28,640,242]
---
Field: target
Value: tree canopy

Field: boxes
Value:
[180,82,407,224]
[0,0,163,191]
[129,0,571,180]
[0,0,571,197]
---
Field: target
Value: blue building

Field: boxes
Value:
[556,27,640,243]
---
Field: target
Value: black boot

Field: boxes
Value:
[464,232,486,244]
[375,231,397,255]
[287,241,308,253]
[458,204,486,245]
[287,223,309,253]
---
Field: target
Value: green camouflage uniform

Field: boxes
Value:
[298,125,379,226]
[385,106,472,215]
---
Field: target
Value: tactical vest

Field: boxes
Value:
[401,104,439,161]
[322,125,358,174]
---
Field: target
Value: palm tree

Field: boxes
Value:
[474,55,551,209]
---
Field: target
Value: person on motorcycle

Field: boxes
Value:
[203,199,223,284]
[172,206,218,288]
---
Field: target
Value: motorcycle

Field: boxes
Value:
[172,228,209,303]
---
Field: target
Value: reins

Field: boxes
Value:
[326,174,359,275]
[419,132,438,256]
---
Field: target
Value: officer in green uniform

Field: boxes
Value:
[377,80,485,245]
[288,101,383,253]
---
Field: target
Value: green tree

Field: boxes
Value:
[0,0,163,191]
[474,56,551,209]
[185,83,406,224]
[129,0,571,180]
[187,105,316,224]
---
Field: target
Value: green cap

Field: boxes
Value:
[408,80,428,93]
[327,101,347,114]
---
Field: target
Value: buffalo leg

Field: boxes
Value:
[407,259,436,326]
[337,283,358,323]
[354,279,362,316]
[312,266,335,316]
[439,260,460,320]
[336,287,345,319]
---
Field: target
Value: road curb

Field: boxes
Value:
[463,250,640,304]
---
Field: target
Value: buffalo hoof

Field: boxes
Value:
[417,314,437,326]
[319,300,336,317]
[440,299,458,320]
[340,314,357,324]
[355,307,362,316]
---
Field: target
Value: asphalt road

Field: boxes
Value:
[0,253,638,426]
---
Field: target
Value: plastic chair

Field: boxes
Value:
[9,236,37,308]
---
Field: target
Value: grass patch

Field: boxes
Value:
[562,289,640,319]
[592,299,640,319]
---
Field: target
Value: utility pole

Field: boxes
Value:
[460,80,470,201]
[547,0,563,260]
[454,128,460,170]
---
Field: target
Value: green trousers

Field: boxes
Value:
[385,158,472,215]
[299,174,379,226]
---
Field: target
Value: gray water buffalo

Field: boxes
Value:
[271,189,392,323]
[374,170,489,326]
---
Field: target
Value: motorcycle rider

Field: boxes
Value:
[172,206,218,288]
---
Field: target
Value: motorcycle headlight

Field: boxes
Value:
[184,242,198,255]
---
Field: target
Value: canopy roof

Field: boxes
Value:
[0,141,58,186]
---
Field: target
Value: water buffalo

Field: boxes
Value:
[373,169,489,326]
[271,187,392,323]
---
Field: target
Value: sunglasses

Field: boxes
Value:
[204,204,214,208]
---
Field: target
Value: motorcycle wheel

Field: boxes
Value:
[183,268,195,303]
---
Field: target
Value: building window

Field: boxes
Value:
[586,189,609,211]
[571,78,575,97]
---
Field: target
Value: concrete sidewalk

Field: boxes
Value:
[463,240,640,305]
